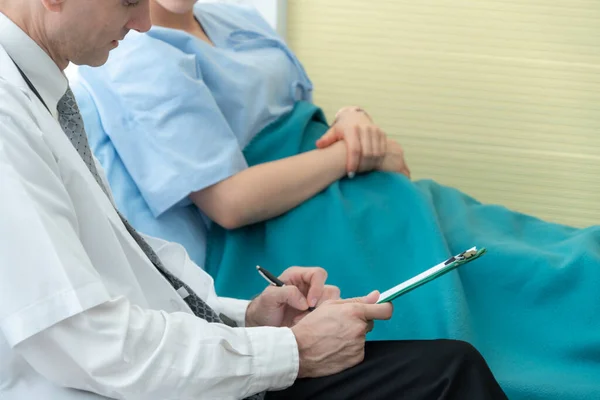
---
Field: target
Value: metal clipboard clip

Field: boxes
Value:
[444,247,482,266]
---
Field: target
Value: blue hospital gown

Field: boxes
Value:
[72,2,313,268]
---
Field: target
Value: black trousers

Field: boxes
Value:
[266,339,507,400]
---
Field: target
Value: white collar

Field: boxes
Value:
[0,12,68,118]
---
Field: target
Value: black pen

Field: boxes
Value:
[256,265,285,287]
[256,265,315,311]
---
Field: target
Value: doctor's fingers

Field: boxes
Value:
[316,285,342,306]
[280,266,328,307]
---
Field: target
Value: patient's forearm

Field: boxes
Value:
[190,142,347,229]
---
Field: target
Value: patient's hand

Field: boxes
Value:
[316,107,387,176]
[378,139,411,178]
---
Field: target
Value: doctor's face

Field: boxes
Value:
[47,0,152,67]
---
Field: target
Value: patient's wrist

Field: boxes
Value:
[333,106,372,125]
[323,141,348,176]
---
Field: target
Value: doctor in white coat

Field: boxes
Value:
[0,0,508,399]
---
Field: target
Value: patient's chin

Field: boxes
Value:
[155,0,196,14]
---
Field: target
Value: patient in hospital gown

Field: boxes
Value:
[72,2,600,400]
[74,1,319,266]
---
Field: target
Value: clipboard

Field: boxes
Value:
[377,247,487,304]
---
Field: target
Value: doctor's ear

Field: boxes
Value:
[40,0,66,12]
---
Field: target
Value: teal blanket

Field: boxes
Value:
[205,102,600,399]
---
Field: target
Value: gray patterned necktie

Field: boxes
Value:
[57,88,265,400]
[57,87,225,323]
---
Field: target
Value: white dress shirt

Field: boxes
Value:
[0,12,298,400]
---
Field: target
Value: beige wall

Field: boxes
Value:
[287,0,600,228]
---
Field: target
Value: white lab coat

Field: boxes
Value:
[0,12,297,400]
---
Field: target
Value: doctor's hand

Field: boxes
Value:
[245,266,341,328]
[291,290,393,378]
[316,106,387,176]
[377,138,411,178]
